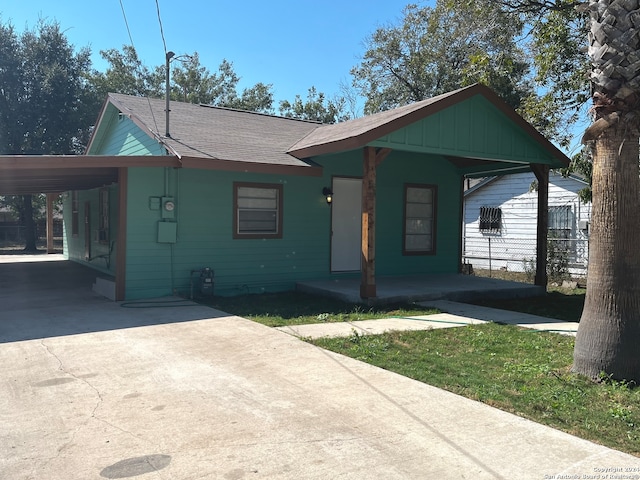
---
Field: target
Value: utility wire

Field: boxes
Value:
[155,0,168,55]
[117,0,161,136]
[119,0,135,46]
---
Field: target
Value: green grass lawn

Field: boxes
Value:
[200,288,639,457]
[313,324,640,457]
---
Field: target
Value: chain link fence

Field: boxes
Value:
[463,236,589,279]
[0,221,64,247]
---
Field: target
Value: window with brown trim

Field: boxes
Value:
[403,184,436,255]
[71,191,79,237]
[233,183,283,239]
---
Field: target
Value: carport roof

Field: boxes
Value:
[0,155,179,195]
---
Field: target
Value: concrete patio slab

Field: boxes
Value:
[297,273,544,305]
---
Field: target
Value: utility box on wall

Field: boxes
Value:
[161,197,176,219]
[158,221,177,243]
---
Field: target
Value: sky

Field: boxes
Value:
[0,0,424,108]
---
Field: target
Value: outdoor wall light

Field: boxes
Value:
[322,187,333,205]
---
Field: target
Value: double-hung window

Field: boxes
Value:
[234,183,283,239]
[403,184,437,255]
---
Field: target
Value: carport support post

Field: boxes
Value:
[532,164,550,287]
[46,193,57,254]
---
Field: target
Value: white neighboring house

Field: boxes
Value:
[463,171,591,276]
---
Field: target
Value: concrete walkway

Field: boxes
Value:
[276,299,579,339]
[1,257,636,479]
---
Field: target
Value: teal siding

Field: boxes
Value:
[123,167,334,299]
[122,148,462,299]
[375,151,460,275]
[372,95,554,165]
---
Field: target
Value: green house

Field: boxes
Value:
[17,84,569,301]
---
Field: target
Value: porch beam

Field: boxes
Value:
[532,164,550,287]
[46,193,58,254]
[360,147,389,299]
[115,168,128,301]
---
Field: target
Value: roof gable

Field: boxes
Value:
[288,84,569,170]
[88,103,167,157]
[371,94,555,165]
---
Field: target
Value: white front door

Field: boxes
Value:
[331,177,362,272]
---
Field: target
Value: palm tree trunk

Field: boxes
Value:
[573,124,640,383]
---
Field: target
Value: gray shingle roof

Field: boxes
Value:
[105,84,569,171]
[107,94,321,168]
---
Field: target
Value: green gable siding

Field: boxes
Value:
[372,95,554,165]
[88,107,166,156]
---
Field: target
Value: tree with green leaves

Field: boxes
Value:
[92,49,276,113]
[91,45,163,99]
[352,3,529,106]
[0,19,97,251]
[168,55,274,112]
[279,87,350,123]
[351,0,592,147]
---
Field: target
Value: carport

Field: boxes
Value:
[0,154,180,300]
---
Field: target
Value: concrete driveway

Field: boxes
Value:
[0,256,637,479]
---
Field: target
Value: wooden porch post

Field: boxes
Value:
[532,164,550,287]
[115,168,128,301]
[46,193,57,254]
[361,147,377,298]
[360,147,391,299]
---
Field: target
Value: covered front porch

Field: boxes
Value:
[288,84,571,302]
[297,273,543,305]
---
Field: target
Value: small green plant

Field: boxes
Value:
[547,235,570,282]
[522,258,536,282]
[347,329,389,360]
[521,236,571,284]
